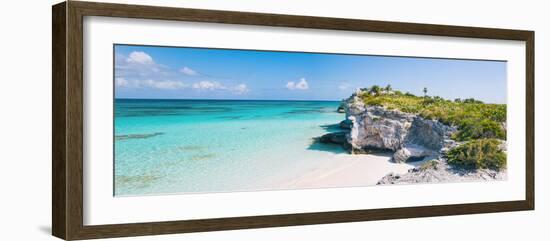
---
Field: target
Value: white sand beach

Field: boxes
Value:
[276,153,420,189]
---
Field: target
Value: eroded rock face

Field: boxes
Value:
[392,118,457,163]
[347,107,413,153]
[392,145,438,163]
[343,91,456,162]
[406,118,450,150]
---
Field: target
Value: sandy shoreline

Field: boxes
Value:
[275,153,422,189]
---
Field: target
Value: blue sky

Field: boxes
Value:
[114,44,507,103]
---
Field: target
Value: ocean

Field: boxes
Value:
[114,99,345,196]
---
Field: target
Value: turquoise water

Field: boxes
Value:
[114,99,344,196]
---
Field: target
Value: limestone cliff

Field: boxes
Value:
[342,89,457,163]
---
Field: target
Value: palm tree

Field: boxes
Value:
[423,87,428,97]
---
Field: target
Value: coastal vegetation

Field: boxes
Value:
[358,85,506,142]
[353,85,507,171]
[447,139,506,170]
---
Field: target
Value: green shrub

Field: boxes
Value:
[447,139,506,170]
[370,85,381,95]
[363,96,384,106]
[463,98,484,104]
[422,97,437,105]
[419,159,439,170]
[453,119,506,141]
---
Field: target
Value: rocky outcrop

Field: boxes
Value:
[392,145,438,163]
[342,90,456,162]
[317,89,506,184]
[377,160,507,185]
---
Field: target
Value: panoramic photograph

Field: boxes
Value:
[114,44,507,196]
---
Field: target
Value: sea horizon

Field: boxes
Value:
[115,98,342,102]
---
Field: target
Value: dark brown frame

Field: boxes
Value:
[52,1,535,240]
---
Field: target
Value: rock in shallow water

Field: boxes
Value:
[318,132,348,145]
[339,119,353,129]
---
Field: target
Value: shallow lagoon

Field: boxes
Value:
[114,99,347,196]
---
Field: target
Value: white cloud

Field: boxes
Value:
[190,81,250,94]
[126,51,154,65]
[116,77,249,95]
[143,79,187,90]
[180,66,198,76]
[338,83,350,90]
[231,84,250,94]
[115,51,167,79]
[115,78,186,90]
[115,51,250,95]
[115,77,129,87]
[192,81,225,90]
[115,53,127,66]
[286,78,309,90]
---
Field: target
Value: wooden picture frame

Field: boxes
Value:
[52,1,534,240]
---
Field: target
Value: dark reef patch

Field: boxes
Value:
[116,132,164,140]
[175,145,206,151]
[218,115,243,120]
[188,153,217,161]
[115,174,160,189]
[116,106,234,117]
